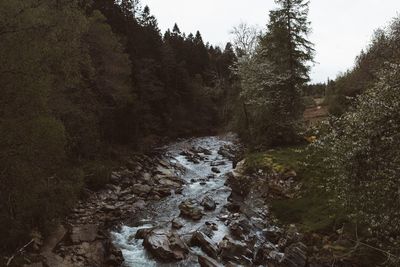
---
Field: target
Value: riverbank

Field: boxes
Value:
[6,135,375,267]
[109,135,309,266]
[5,139,202,266]
[242,145,386,267]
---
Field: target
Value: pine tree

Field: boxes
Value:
[237,0,314,146]
[260,0,314,117]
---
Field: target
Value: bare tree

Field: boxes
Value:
[230,22,261,57]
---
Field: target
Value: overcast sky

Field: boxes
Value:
[143,0,400,83]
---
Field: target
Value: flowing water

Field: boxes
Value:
[111,135,238,267]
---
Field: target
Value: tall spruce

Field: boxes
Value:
[261,0,314,118]
[237,0,314,146]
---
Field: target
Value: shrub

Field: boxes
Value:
[314,63,400,257]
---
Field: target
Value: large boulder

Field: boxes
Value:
[254,242,284,266]
[219,237,253,265]
[229,218,253,240]
[143,230,189,262]
[190,231,219,259]
[201,196,217,211]
[179,199,204,220]
[225,171,254,198]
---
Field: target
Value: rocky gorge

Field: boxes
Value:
[17,135,313,267]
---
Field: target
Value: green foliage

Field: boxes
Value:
[0,0,235,254]
[313,20,400,255]
[326,24,398,115]
[235,0,314,147]
[314,70,400,254]
[0,0,134,252]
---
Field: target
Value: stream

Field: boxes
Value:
[109,135,297,267]
[111,136,237,266]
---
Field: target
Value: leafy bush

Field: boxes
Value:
[314,63,400,257]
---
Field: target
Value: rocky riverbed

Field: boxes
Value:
[19,135,310,267]
[110,135,308,267]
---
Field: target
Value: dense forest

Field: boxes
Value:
[0,0,237,252]
[2,0,400,265]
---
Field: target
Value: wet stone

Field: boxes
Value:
[179,199,204,220]
[143,230,189,262]
[219,236,254,265]
[198,255,222,267]
[211,167,221,174]
[201,196,217,211]
[171,218,184,229]
[190,231,219,259]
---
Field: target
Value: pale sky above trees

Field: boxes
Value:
[143,0,400,82]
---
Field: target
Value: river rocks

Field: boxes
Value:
[40,228,123,267]
[15,147,205,267]
[264,226,285,244]
[229,218,252,240]
[179,199,204,220]
[217,144,242,161]
[225,169,254,199]
[143,230,189,262]
[135,228,154,239]
[219,237,253,265]
[197,223,216,238]
[281,242,308,267]
[171,218,184,229]
[157,176,184,187]
[132,199,146,210]
[254,242,283,265]
[143,231,173,260]
[190,231,219,259]
[210,161,226,167]
[201,196,217,211]
[151,187,172,198]
[211,167,221,173]
[205,221,219,231]
[194,146,213,155]
[168,233,190,260]
[132,183,152,196]
[198,255,222,267]
[180,150,202,164]
[218,145,234,160]
[224,202,241,213]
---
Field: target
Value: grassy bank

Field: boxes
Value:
[245,145,342,233]
[243,145,388,266]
